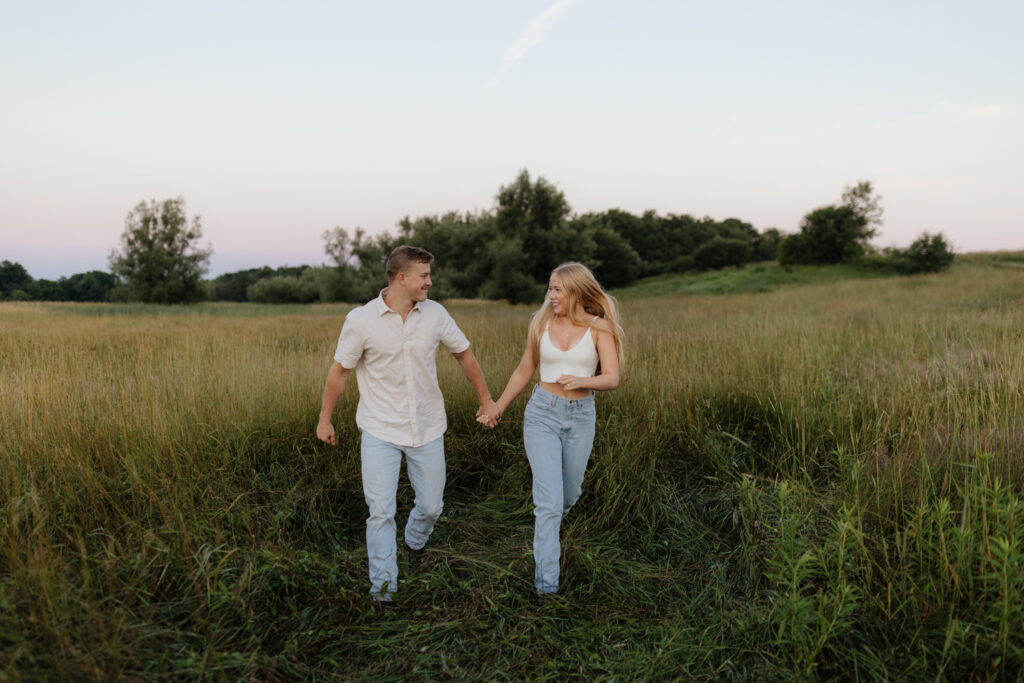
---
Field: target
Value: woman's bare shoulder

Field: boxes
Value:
[590,317,614,334]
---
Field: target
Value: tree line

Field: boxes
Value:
[1,172,954,304]
[308,170,784,305]
[0,263,118,303]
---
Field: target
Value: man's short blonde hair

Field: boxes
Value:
[386,246,434,282]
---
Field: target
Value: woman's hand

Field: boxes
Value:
[556,375,586,391]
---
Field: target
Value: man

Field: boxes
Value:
[316,245,500,607]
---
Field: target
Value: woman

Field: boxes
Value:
[482,262,624,597]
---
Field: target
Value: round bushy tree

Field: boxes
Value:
[109,197,211,303]
[0,260,32,299]
[897,232,956,274]
[780,181,882,266]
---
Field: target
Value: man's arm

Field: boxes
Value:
[317,362,352,445]
[452,347,500,424]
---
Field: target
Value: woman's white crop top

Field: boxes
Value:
[539,325,599,383]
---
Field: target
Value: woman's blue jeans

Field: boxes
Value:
[523,385,596,594]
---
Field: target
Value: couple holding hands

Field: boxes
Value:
[316,246,624,605]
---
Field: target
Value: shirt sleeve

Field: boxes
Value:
[334,316,365,369]
[438,307,470,354]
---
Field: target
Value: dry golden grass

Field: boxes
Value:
[1,262,1023,678]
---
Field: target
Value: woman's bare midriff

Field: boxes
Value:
[538,381,593,400]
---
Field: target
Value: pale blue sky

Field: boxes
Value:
[2,0,1021,279]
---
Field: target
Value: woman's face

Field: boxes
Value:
[548,274,568,316]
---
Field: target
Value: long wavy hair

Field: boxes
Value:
[527,262,625,368]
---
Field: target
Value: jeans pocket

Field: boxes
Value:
[528,393,552,411]
[573,405,596,432]
[524,398,554,429]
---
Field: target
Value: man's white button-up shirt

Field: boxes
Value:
[334,291,470,447]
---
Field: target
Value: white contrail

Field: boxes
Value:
[489,0,582,90]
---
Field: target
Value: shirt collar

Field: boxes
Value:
[375,288,421,317]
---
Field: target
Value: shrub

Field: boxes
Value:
[246,273,320,304]
[898,232,956,274]
[694,237,752,270]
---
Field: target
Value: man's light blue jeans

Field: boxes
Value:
[523,385,596,595]
[360,431,445,597]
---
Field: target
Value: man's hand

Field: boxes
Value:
[475,400,502,428]
[317,421,337,445]
[317,363,350,446]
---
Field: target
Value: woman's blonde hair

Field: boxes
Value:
[527,262,625,367]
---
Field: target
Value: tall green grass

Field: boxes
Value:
[1,262,1023,679]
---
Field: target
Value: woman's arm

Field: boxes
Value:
[495,344,538,415]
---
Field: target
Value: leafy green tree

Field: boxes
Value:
[400,171,603,302]
[495,170,578,283]
[398,211,496,298]
[608,210,682,276]
[587,224,640,288]
[322,226,401,302]
[477,237,545,304]
[0,260,32,299]
[210,267,274,301]
[594,209,651,270]
[27,279,64,301]
[209,266,316,302]
[603,209,749,276]
[752,228,783,262]
[779,182,881,266]
[777,232,811,266]
[62,271,117,302]
[716,217,758,243]
[786,205,869,264]
[694,237,752,270]
[570,215,641,288]
[304,265,352,303]
[841,181,883,234]
[109,198,211,303]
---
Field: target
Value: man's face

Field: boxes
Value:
[398,262,432,302]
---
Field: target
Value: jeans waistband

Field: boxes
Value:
[532,384,595,406]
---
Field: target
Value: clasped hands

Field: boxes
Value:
[475,399,502,429]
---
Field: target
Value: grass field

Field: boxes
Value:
[2,261,1024,679]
